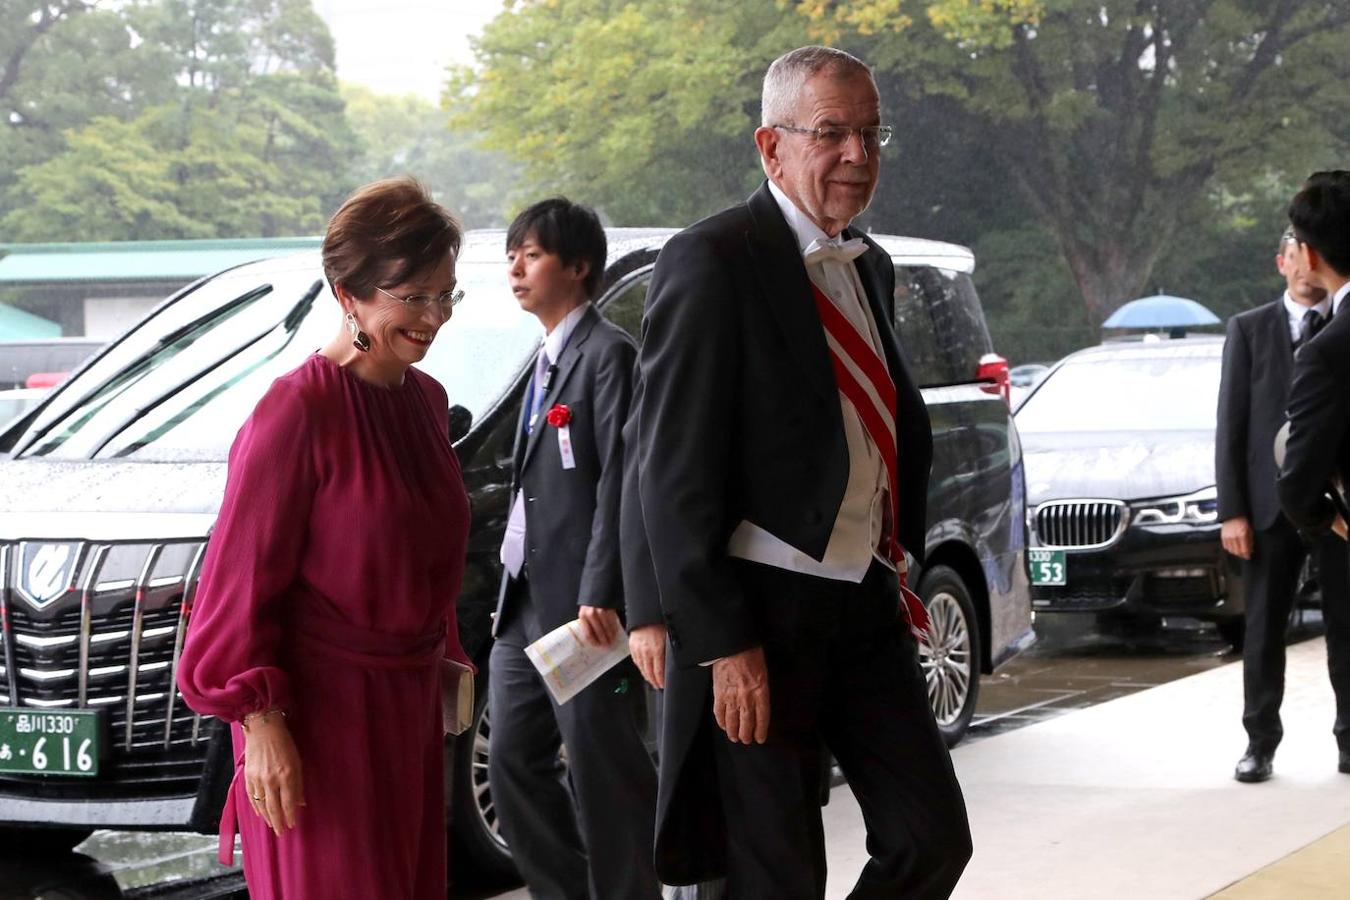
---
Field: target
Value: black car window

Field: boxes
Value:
[893,266,993,388]
[599,270,649,340]
[893,267,944,387]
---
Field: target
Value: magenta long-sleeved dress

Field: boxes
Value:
[177,353,472,899]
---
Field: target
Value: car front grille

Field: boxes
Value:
[1034,500,1128,549]
[0,539,212,796]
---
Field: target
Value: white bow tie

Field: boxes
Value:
[803,236,867,266]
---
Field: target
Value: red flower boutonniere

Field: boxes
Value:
[546,404,572,428]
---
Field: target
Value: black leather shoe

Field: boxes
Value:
[1235,748,1274,783]
[1339,750,1350,774]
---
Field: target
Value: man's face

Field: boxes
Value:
[756,70,881,237]
[1278,239,1327,306]
[506,233,588,321]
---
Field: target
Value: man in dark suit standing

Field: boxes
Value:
[628,46,971,898]
[1278,171,1350,777]
[489,198,660,900]
[1216,226,1349,783]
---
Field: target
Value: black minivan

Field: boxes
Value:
[0,229,1031,880]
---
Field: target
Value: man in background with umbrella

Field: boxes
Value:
[1217,224,1349,783]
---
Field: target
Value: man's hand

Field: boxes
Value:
[577,605,622,647]
[242,713,304,836]
[712,647,770,745]
[629,624,667,689]
[1221,516,1254,560]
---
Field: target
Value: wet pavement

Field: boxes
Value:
[0,610,1324,899]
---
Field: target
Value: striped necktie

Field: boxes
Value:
[809,283,931,639]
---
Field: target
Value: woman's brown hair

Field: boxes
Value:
[322,177,463,298]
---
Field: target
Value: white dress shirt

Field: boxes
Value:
[1332,282,1350,318]
[1283,291,1332,343]
[723,181,892,583]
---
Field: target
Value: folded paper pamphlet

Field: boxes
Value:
[524,619,631,705]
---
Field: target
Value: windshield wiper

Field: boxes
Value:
[13,285,274,458]
[90,282,322,459]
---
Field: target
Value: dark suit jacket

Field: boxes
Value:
[1279,302,1350,531]
[493,305,637,641]
[630,181,932,883]
[1216,299,1297,531]
[619,369,664,632]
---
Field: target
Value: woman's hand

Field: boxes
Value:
[242,710,305,835]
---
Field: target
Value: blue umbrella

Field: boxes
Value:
[1102,294,1221,329]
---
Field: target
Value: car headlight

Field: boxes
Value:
[1130,486,1219,526]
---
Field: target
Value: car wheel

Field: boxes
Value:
[450,681,518,886]
[0,825,93,857]
[1215,616,1246,652]
[918,565,981,748]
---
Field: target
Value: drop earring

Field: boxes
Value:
[346,311,371,352]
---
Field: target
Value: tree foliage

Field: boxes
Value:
[343,84,520,228]
[1,3,172,189]
[853,0,1350,324]
[1,0,358,240]
[448,0,814,224]
[453,0,1350,358]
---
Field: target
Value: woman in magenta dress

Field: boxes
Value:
[177,177,472,899]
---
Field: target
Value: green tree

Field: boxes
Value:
[1,2,172,199]
[2,115,209,240]
[2,0,359,240]
[343,84,520,228]
[454,0,1350,356]
[851,0,1350,325]
[449,0,814,224]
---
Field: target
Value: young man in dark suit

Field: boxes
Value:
[627,46,971,898]
[488,198,660,900]
[1278,171,1350,776]
[1217,226,1348,783]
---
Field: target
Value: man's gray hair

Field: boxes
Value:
[761,46,873,127]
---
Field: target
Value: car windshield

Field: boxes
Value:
[1014,345,1222,434]
[11,237,539,462]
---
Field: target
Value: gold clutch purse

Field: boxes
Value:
[441,659,475,736]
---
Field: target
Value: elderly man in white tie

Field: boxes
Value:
[625,45,972,900]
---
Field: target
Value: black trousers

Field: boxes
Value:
[1242,521,1350,753]
[488,578,661,900]
[711,561,972,900]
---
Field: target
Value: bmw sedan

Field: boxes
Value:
[1014,337,1245,646]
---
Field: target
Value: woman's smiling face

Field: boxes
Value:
[347,253,458,371]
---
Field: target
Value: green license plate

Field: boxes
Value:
[1029,549,1067,586]
[0,708,103,777]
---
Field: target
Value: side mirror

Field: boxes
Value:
[448,404,473,443]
